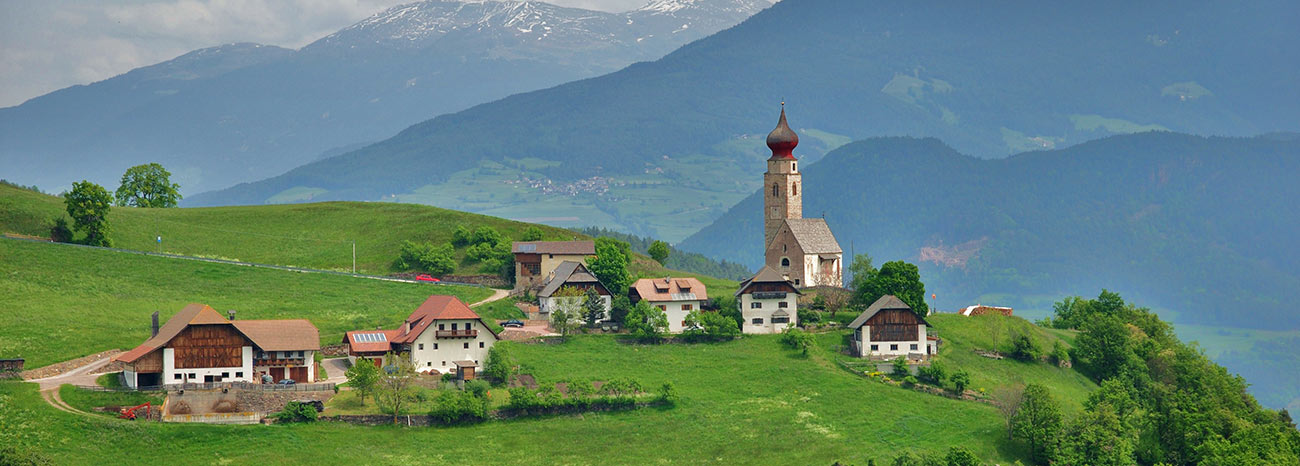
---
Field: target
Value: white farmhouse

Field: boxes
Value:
[735,266,800,334]
[344,295,499,377]
[629,277,708,333]
[847,295,935,359]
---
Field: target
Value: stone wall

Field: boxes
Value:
[319,414,434,426]
[442,274,510,288]
[235,389,335,414]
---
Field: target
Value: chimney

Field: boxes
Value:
[151,311,160,337]
[227,310,236,321]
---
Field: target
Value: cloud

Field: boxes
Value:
[0,0,659,107]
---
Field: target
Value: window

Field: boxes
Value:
[463,343,469,349]
[174,374,182,380]
[682,304,693,311]
[910,344,918,351]
[751,302,762,309]
[297,351,303,358]
[870,344,878,351]
[222,372,229,378]
[792,182,797,195]
[772,184,778,197]
[479,342,485,348]
[792,162,797,171]
[434,343,439,350]
[773,317,790,324]
[794,279,800,286]
[452,323,458,330]
[783,244,787,252]
[781,257,790,267]
[656,305,667,311]
[778,302,788,308]
[442,361,446,366]
[439,323,445,330]
[890,344,899,351]
[752,318,764,324]
[427,362,431,366]
[418,343,424,350]
[236,372,243,378]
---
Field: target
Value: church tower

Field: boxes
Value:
[763,105,802,248]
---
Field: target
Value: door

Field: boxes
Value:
[372,358,383,368]
[269,367,285,381]
[289,366,308,383]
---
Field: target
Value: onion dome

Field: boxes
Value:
[766,106,799,159]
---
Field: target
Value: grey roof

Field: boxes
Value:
[847,295,930,329]
[537,261,607,298]
[784,219,843,254]
[735,266,801,297]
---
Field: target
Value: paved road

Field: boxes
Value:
[321,357,351,385]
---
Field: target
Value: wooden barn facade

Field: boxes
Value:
[847,295,935,359]
[113,304,320,388]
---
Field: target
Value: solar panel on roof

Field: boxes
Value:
[519,244,536,252]
[354,333,387,343]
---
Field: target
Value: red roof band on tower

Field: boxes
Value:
[766,105,799,159]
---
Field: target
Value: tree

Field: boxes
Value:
[589,237,632,294]
[483,343,516,386]
[683,310,740,342]
[943,446,982,466]
[64,180,113,246]
[521,226,544,241]
[49,217,72,243]
[550,301,580,339]
[626,300,667,342]
[648,240,670,265]
[470,226,502,246]
[114,163,181,207]
[950,370,971,394]
[344,357,381,405]
[581,287,607,327]
[609,295,632,325]
[846,253,876,304]
[1013,384,1063,464]
[1074,313,1133,381]
[1055,405,1135,466]
[397,240,455,276]
[853,260,928,316]
[374,353,419,423]
[992,384,1025,440]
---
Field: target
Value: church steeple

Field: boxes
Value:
[763,105,802,248]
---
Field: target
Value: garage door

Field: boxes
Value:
[289,366,308,383]
[269,367,285,381]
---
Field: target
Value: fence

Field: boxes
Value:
[72,381,335,393]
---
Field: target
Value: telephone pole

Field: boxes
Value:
[352,240,356,274]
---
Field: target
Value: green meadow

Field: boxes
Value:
[0,239,491,367]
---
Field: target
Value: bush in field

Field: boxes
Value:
[271,401,318,423]
[471,226,502,247]
[396,240,455,275]
[917,360,947,386]
[892,357,910,378]
[682,310,740,342]
[522,226,544,241]
[483,344,515,386]
[451,225,472,247]
[779,327,815,355]
[1008,332,1041,362]
[429,388,488,425]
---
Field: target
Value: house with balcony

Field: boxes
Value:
[343,295,499,375]
[629,277,708,333]
[847,295,934,359]
[114,304,321,388]
[735,266,801,334]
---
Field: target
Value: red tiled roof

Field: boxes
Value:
[344,329,401,354]
[631,277,708,302]
[393,296,497,343]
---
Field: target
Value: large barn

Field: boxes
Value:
[847,295,935,359]
[113,304,320,388]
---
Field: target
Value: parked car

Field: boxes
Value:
[415,274,440,282]
[277,379,296,385]
[502,319,525,328]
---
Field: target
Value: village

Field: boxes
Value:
[22,108,1022,428]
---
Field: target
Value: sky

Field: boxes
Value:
[0,0,650,108]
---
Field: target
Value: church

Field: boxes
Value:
[761,107,843,288]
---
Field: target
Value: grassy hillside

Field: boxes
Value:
[0,239,491,367]
[0,313,1098,464]
[0,183,583,275]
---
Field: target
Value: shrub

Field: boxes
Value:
[951,370,971,394]
[451,224,472,247]
[271,401,318,423]
[1008,332,1041,362]
[470,226,502,247]
[483,344,515,386]
[465,379,490,399]
[917,360,947,386]
[903,375,919,387]
[658,382,679,405]
[1050,341,1070,366]
[396,240,455,275]
[779,327,815,355]
[429,389,488,425]
[521,226,544,241]
[50,217,72,243]
[797,306,821,325]
[441,373,456,382]
[891,357,910,377]
[944,446,982,466]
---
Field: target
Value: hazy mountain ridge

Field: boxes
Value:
[0,0,770,195]
[679,131,1300,332]
[188,0,1298,243]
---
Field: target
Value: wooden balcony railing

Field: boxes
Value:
[435,329,478,338]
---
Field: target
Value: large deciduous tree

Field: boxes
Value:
[1013,383,1063,464]
[589,237,631,294]
[344,357,380,406]
[648,240,670,265]
[374,353,418,424]
[114,163,181,207]
[64,180,113,247]
[851,259,928,316]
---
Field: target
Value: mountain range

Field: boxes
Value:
[186,0,1299,242]
[681,131,1300,332]
[0,0,770,195]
